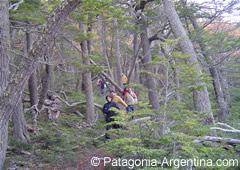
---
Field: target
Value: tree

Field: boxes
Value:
[114,18,123,87]
[0,0,82,168]
[162,0,215,124]
[0,0,10,168]
[80,23,95,124]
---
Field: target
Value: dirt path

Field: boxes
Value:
[59,145,115,170]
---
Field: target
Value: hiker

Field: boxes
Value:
[121,87,129,99]
[122,87,137,113]
[128,87,138,110]
[110,91,128,110]
[97,78,106,95]
[102,95,120,139]
[100,78,106,95]
[122,73,128,86]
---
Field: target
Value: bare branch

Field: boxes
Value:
[210,122,240,133]
[9,0,24,11]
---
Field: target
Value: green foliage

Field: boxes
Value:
[8,137,32,153]
[10,0,45,24]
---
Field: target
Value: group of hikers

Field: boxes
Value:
[99,73,138,139]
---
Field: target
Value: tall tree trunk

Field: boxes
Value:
[38,59,52,112]
[0,0,9,95]
[0,0,10,168]
[26,30,39,128]
[80,23,95,124]
[12,98,30,142]
[128,32,141,84]
[97,15,113,79]
[114,18,123,86]
[12,30,31,141]
[172,59,181,102]
[162,0,214,124]
[190,16,227,122]
[139,16,160,111]
[0,1,82,167]
[209,67,227,122]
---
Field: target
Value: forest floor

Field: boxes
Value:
[7,143,114,170]
[5,102,115,170]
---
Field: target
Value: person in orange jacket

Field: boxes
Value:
[110,91,128,109]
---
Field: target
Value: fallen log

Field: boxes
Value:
[56,95,103,110]
[193,136,240,145]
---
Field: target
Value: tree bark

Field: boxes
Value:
[194,136,240,145]
[209,67,227,122]
[139,16,160,111]
[26,30,39,128]
[114,18,123,86]
[80,23,95,124]
[162,0,214,124]
[37,45,53,112]
[0,0,10,168]
[190,17,227,123]
[97,15,113,79]
[12,98,30,143]
[0,1,9,96]
[219,71,231,105]
[0,0,82,167]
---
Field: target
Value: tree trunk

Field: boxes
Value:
[97,15,113,79]
[133,33,141,98]
[80,23,95,124]
[0,0,82,167]
[162,0,214,124]
[128,32,141,84]
[0,0,9,96]
[0,0,10,168]
[26,31,39,128]
[219,71,231,105]
[190,16,227,122]
[172,59,181,102]
[12,98,30,142]
[114,18,123,86]
[139,16,160,111]
[209,67,227,122]
[37,53,53,112]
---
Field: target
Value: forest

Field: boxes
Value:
[0,0,240,169]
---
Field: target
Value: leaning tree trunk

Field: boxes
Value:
[80,23,95,124]
[139,16,160,111]
[162,0,214,124]
[0,0,82,168]
[189,17,227,122]
[0,0,10,168]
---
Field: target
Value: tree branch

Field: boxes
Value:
[56,95,103,110]
[9,0,24,11]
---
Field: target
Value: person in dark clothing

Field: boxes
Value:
[100,79,106,95]
[102,95,120,139]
